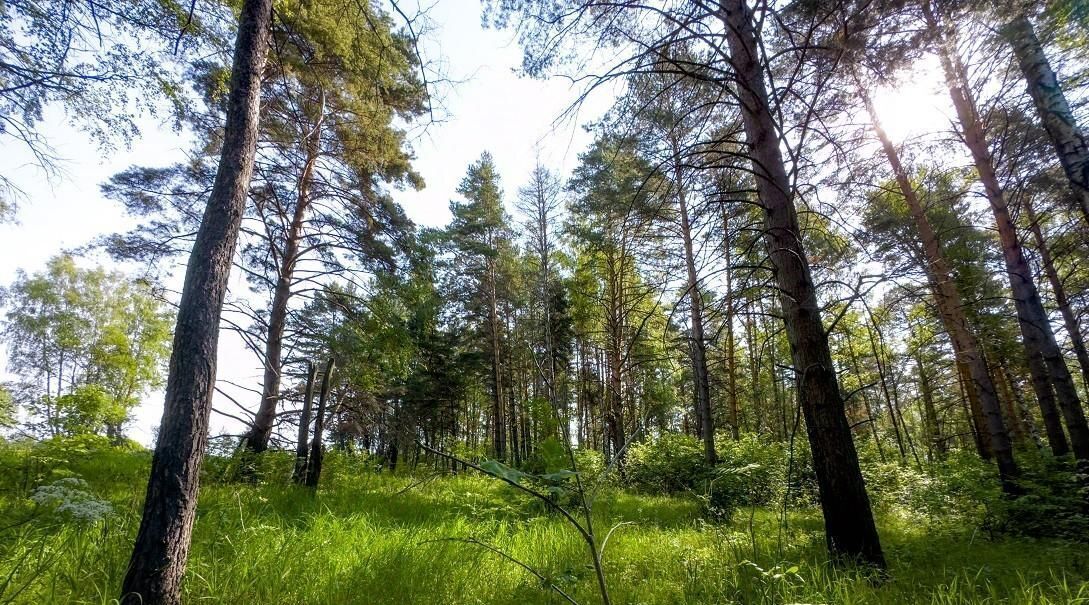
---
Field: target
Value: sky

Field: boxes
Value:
[0,0,952,446]
[0,0,618,445]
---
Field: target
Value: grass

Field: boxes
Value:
[0,442,1086,604]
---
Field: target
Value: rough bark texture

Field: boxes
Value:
[1007,15,1089,231]
[119,1,273,602]
[720,0,884,567]
[292,363,317,485]
[861,88,1018,487]
[926,1,1089,461]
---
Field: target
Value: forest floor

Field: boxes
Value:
[1,442,1087,604]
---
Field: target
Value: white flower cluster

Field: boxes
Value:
[29,477,114,523]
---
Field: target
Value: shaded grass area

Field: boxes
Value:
[0,443,1086,604]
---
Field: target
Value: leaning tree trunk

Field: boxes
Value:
[719,0,885,567]
[1023,196,1089,391]
[671,136,716,464]
[925,1,1089,462]
[860,86,1019,488]
[119,0,273,603]
[1006,14,1089,232]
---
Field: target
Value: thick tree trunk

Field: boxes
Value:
[1006,15,1089,231]
[925,2,1089,461]
[672,138,716,464]
[119,0,273,602]
[292,363,317,485]
[305,359,335,488]
[1023,196,1089,391]
[720,0,884,567]
[860,86,1018,486]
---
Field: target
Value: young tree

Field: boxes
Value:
[439,153,515,461]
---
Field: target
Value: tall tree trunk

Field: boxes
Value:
[1006,14,1089,231]
[723,206,741,440]
[915,355,944,460]
[119,0,273,602]
[292,363,317,485]
[488,262,506,461]
[955,362,985,454]
[865,316,906,460]
[244,110,324,455]
[925,1,1089,461]
[720,0,884,567]
[1023,196,1089,391]
[860,85,1018,485]
[305,359,335,488]
[672,137,716,464]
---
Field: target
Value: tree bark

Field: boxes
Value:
[305,358,335,488]
[860,85,1018,486]
[488,261,506,461]
[723,206,741,441]
[915,355,944,460]
[720,0,884,567]
[245,107,324,455]
[671,136,716,464]
[292,363,317,485]
[119,0,273,602]
[1006,14,1089,232]
[1023,196,1089,392]
[925,1,1089,461]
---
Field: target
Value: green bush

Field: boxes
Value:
[861,450,997,530]
[626,433,710,494]
[985,453,1089,541]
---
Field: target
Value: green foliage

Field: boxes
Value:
[985,455,1089,541]
[524,436,567,475]
[0,385,13,428]
[626,433,710,493]
[861,451,999,530]
[1,254,172,438]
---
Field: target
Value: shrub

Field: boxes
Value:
[984,453,1089,541]
[626,433,710,494]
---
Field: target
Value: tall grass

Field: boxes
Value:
[0,443,1086,604]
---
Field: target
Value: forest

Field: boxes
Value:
[1,0,1088,603]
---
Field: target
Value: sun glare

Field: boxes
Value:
[869,60,951,145]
